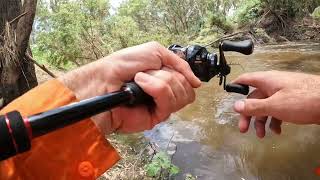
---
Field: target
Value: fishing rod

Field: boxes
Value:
[0,39,254,161]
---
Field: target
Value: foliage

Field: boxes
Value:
[232,0,263,26]
[33,0,245,69]
[231,0,320,27]
[144,151,180,178]
[263,0,320,18]
[34,0,110,68]
[32,0,319,69]
[312,6,320,18]
[206,12,233,32]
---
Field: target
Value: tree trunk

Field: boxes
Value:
[0,0,38,107]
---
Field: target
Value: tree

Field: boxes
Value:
[34,0,111,67]
[0,0,38,106]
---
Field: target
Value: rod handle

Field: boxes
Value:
[225,83,249,95]
[221,40,254,55]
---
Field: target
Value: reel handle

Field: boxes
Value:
[221,40,254,55]
[225,83,249,95]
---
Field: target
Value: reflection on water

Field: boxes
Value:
[145,43,320,180]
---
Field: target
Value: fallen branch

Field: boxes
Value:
[25,53,57,78]
[204,30,250,47]
[297,24,320,29]
[9,11,28,24]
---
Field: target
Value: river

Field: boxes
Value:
[144,42,320,180]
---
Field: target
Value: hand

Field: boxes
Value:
[59,42,201,134]
[232,70,320,138]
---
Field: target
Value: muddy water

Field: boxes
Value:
[145,43,320,180]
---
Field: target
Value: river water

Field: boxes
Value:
[145,43,320,180]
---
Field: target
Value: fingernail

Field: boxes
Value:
[191,77,201,88]
[135,72,150,84]
[234,101,245,112]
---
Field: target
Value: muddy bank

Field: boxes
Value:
[254,15,320,43]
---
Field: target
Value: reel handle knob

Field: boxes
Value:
[225,83,249,95]
[221,40,254,55]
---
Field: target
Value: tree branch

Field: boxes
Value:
[25,53,57,78]
[204,31,250,47]
[9,11,28,24]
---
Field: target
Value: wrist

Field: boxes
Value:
[58,61,112,100]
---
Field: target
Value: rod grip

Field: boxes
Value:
[221,40,254,55]
[225,83,249,95]
[123,82,154,106]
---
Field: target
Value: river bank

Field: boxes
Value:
[252,15,320,43]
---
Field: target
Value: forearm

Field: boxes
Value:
[58,61,110,100]
[58,60,116,133]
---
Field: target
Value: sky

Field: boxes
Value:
[110,0,123,9]
[110,0,124,14]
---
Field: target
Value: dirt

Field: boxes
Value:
[35,65,65,83]
[257,15,320,43]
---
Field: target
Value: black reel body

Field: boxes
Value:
[169,39,254,95]
[169,44,218,82]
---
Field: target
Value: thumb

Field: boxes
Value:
[234,99,270,117]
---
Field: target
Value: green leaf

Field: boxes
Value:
[145,162,161,177]
[169,165,180,175]
[154,151,171,169]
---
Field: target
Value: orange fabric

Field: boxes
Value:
[0,79,120,180]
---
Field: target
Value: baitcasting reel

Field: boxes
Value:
[169,39,254,95]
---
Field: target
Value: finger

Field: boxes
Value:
[232,72,270,89]
[162,67,196,105]
[254,117,267,138]
[178,73,196,104]
[237,89,266,133]
[238,114,251,133]
[156,44,201,88]
[269,117,282,135]
[234,98,270,117]
[146,69,188,111]
[111,105,154,133]
[134,72,176,122]
[247,89,268,137]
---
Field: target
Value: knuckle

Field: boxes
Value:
[151,50,163,62]
[148,41,165,52]
[158,81,170,93]
[177,74,195,102]
[175,71,186,82]
[147,41,166,61]
[163,71,175,84]
[246,100,266,114]
[181,59,190,69]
